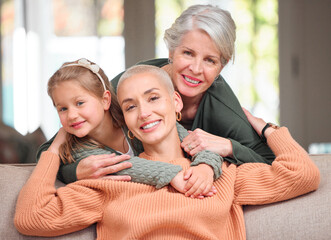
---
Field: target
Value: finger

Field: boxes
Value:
[183,168,193,180]
[203,191,215,197]
[102,175,131,181]
[102,161,133,175]
[184,176,198,194]
[185,180,204,197]
[201,183,213,195]
[96,154,131,168]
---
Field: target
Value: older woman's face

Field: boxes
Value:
[169,29,223,99]
[117,72,182,145]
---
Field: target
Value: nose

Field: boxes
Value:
[67,107,78,120]
[189,57,203,75]
[138,103,151,120]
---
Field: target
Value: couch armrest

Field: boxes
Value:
[244,154,331,240]
[0,163,96,240]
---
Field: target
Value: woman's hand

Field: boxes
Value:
[181,128,233,157]
[48,127,67,155]
[76,153,132,181]
[242,107,276,139]
[242,108,266,135]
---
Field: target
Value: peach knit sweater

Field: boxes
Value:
[14,128,320,239]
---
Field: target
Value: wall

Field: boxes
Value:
[279,0,331,150]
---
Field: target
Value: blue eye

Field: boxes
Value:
[77,101,84,106]
[59,107,67,112]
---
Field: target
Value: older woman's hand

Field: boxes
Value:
[76,154,132,181]
[180,129,233,158]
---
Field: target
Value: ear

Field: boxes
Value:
[102,90,112,111]
[168,51,174,61]
[173,91,183,113]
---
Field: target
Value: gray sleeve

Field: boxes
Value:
[176,122,223,179]
[73,148,182,189]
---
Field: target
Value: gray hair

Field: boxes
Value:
[117,65,175,94]
[164,4,236,66]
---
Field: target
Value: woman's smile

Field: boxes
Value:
[182,74,202,86]
[140,120,161,132]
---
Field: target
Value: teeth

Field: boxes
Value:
[142,121,160,130]
[184,76,200,84]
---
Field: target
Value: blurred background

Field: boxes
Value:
[0,0,330,163]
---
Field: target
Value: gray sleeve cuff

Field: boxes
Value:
[190,150,223,179]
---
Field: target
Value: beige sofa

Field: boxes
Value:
[0,154,330,240]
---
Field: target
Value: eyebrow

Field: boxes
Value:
[121,87,160,105]
[182,46,220,60]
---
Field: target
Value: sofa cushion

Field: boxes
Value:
[0,164,96,240]
[244,154,331,240]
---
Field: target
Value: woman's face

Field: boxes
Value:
[117,72,182,145]
[169,29,223,99]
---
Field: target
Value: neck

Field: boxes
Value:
[89,112,124,149]
[142,128,185,161]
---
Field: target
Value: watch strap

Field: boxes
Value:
[261,123,271,143]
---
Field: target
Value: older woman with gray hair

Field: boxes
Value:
[55,4,276,183]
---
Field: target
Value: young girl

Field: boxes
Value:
[44,58,221,197]
[15,65,319,239]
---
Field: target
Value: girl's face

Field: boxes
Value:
[117,72,182,146]
[169,29,223,99]
[52,80,110,139]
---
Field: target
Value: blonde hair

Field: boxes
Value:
[117,65,175,94]
[48,59,124,163]
[164,4,236,66]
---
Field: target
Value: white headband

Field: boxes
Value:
[61,58,107,91]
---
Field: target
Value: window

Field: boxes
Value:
[155,0,279,123]
[1,0,125,139]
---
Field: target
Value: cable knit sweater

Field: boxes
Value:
[14,128,320,240]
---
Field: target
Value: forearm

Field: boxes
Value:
[117,157,182,189]
[69,147,182,188]
[177,122,223,179]
[234,127,320,205]
[15,151,104,236]
[228,138,275,165]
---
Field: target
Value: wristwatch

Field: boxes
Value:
[261,122,280,143]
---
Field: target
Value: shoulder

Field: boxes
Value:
[136,58,168,67]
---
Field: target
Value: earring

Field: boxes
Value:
[168,58,173,64]
[176,112,182,121]
[128,130,135,140]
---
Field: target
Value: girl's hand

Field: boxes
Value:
[170,170,188,193]
[183,164,216,198]
[181,128,233,157]
[76,154,132,181]
[48,127,67,155]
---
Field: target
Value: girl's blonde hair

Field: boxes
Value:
[48,59,124,163]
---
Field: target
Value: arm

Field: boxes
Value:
[15,138,106,237]
[234,110,320,205]
[37,135,182,187]
[176,122,223,179]
[234,127,320,205]
[192,76,275,165]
